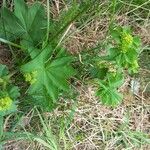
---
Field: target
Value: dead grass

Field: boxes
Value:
[52,82,149,150]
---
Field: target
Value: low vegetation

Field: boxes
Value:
[0,0,150,149]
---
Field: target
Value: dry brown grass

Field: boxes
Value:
[50,82,149,150]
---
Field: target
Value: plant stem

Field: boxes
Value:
[2,0,6,7]
[0,38,24,50]
[45,0,50,46]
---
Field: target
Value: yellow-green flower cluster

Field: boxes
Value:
[121,32,133,53]
[97,61,109,69]
[122,33,133,45]
[0,96,12,111]
[98,61,117,74]
[24,71,37,84]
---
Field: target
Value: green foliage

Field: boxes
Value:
[0,7,24,40]
[109,26,141,74]
[0,0,141,109]
[0,0,47,47]
[0,64,20,116]
[96,70,124,106]
[90,26,141,107]
[21,45,75,103]
[93,60,124,107]
[0,0,76,110]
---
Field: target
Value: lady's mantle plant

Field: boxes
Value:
[0,0,76,110]
[93,26,141,106]
[0,0,141,110]
[110,26,141,73]
[0,64,20,116]
[0,64,20,139]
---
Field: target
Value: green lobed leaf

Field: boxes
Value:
[90,67,108,80]
[0,7,25,40]
[7,86,20,100]
[0,0,47,47]
[21,45,76,102]
[96,69,124,107]
[14,0,47,46]
[0,64,9,77]
[96,82,123,107]
[107,72,124,88]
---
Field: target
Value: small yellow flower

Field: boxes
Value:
[109,67,117,73]
[121,44,128,53]
[24,73,32,82]
[32,71,38,77]
[122,33,133,45]
[121,32,133,53]
[24,71,37,85]
[30,78,37,84]
[98,61,111,68]
[0,96,12,111]
[98,61,117,74]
